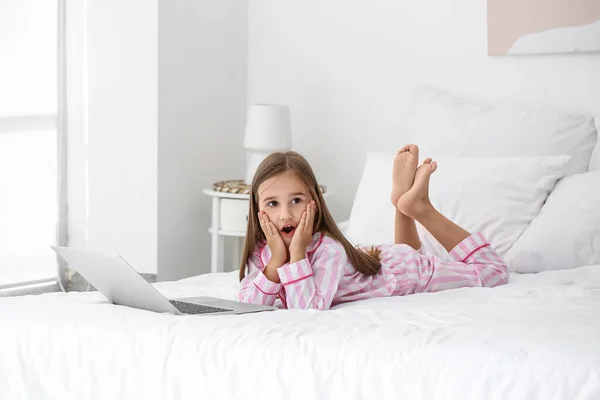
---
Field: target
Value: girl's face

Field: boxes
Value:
[257,170,314,246]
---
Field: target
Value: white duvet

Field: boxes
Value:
[1,266,599,400]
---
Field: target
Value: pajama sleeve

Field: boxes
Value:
[276,242,346,311]
[238,246,282,306]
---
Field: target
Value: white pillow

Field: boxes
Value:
[346,153,571,260]
[402,85,597,176]
[505,171,600,273]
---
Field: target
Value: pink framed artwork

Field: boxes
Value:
[487,0,600,55]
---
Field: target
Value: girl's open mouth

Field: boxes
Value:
[281,225,295,236]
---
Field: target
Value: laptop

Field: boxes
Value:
[51,246,276,316]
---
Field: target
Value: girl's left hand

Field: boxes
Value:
[289,201,316,262]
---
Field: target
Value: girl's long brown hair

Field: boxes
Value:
[239,151,381,280]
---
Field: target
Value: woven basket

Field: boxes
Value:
[213,179,327,195]
[212,180,251,195]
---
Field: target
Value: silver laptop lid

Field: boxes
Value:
[51,246,180,314]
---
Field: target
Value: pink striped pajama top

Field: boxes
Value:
[238,232,509,310]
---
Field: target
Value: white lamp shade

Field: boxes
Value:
[243,104,292,150]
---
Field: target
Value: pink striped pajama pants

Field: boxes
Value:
[378,232,509,296]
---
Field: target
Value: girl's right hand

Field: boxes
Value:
[258,211,287,266]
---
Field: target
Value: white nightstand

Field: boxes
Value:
[203,188,250,274]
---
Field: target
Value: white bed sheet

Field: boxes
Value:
[1,266,599,400]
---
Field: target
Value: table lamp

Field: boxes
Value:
[243,103,292,185]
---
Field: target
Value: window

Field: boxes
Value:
[0,1,63,291]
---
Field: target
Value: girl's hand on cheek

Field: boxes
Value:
[289,201,316,262]
[258,211,287,265]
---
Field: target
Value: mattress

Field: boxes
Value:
[0,265,599,399]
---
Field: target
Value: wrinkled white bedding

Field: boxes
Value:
[1,266,599,400]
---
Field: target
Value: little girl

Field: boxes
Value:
[238,145,508,310]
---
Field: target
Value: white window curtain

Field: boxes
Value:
[0,0,67,294]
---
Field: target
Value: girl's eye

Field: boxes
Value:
[267,200,278,207]
[291,197,302,205]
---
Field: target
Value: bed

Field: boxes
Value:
[1,265,599,399]
[1,86,599,399]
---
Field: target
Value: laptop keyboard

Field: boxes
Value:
[170,300,232,315]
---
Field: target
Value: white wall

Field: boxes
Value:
[67,0,158,275]
[158,1,247,280]
[247,0,600,221]
[67,0,247,280]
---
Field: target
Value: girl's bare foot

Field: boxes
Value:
[390,144,419,207]
[397,158,437,219]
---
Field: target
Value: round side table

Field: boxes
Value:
[203,188,249,274]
